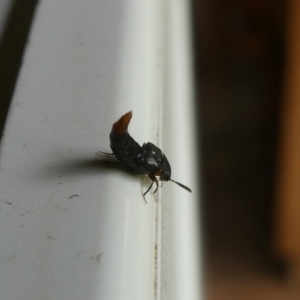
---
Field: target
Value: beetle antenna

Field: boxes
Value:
[169,179,192,193]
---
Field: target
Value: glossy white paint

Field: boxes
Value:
[0,0,202,299]
[159,1,202,300]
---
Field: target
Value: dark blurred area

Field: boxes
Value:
[0,0,38,137]
[192,0,300,299]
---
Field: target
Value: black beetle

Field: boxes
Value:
[99,111,191,199]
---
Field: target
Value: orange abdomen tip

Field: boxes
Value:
[112,111,132,135]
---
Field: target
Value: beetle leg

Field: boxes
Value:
[97,151,114,156]
[152,177,159,194]
[143,174,159,199]
[142,181,153,204]
[147,174,159,193]
[143,180,154,198]
[142,194,148,204]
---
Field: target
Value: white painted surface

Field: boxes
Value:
[0,0,202,299]
[160,1,202,300]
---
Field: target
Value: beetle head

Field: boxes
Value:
[160,154,192,193]
[160,155,171,181]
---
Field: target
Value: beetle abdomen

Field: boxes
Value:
[110,111,150,174]
[110,131,145,172]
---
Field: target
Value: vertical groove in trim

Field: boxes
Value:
[153,0,169,299]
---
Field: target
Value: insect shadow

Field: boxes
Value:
[40,154,151,200]
[41,156,139,181]
[94,153,156,202]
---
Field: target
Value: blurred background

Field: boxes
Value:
[193,0,300,299]
[1,0,300,299]
[0,0,38,136]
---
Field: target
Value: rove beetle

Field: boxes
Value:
[99,111,191,200]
